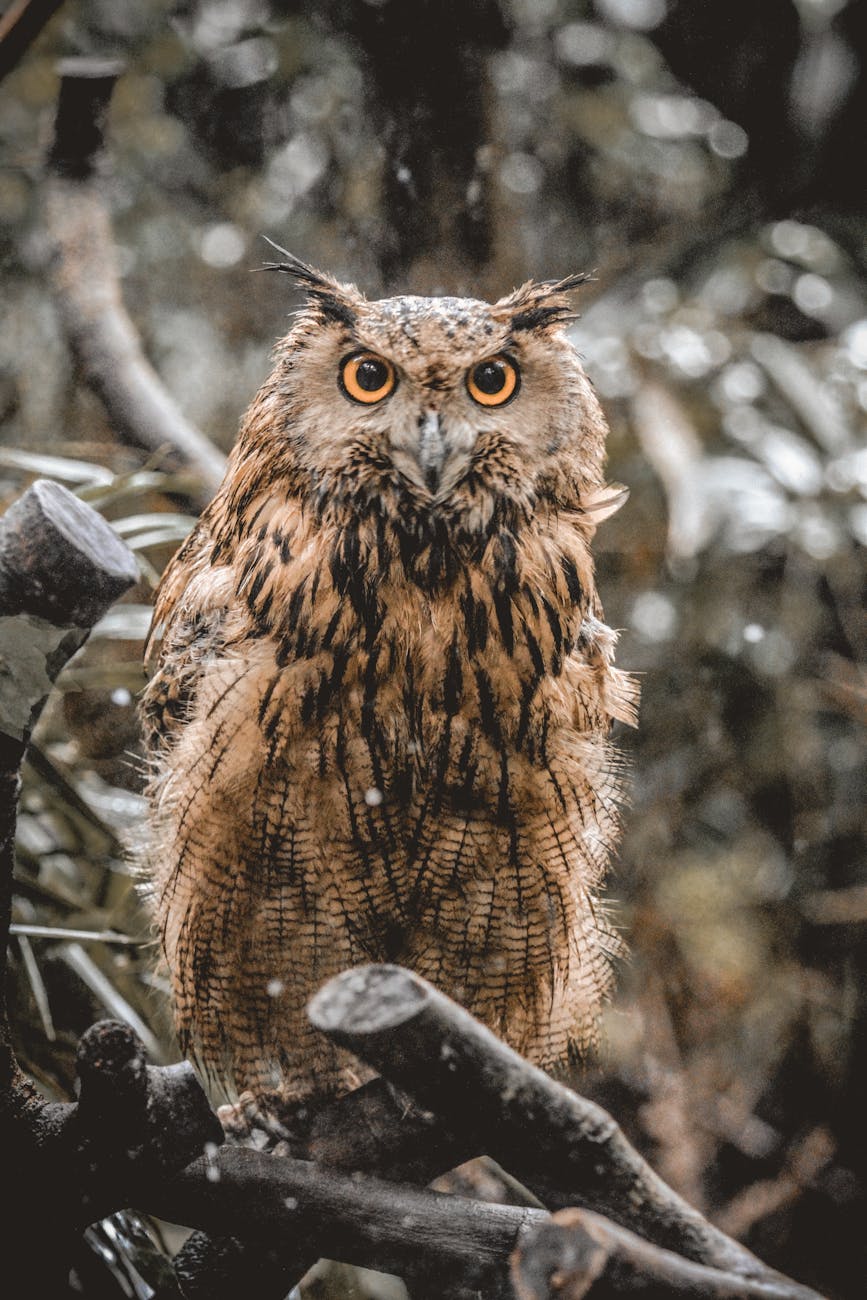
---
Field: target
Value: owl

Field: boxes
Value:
[141,254,638,1108]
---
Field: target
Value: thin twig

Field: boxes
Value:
[10,924,139,945]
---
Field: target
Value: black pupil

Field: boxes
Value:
[474,360,506,394]
[357,357,388,391]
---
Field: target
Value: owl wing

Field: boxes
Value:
[141,490,313,749]
[140,518,236,751]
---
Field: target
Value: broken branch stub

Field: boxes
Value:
[0,478,139,628]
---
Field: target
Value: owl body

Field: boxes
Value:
[142,261,637,1101]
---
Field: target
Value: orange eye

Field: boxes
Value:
[340,352,396,404]
[466,355,520,407]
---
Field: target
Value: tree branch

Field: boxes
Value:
[308,965,822,1300]
[169,1077,474,1298]
[0,480,222,1289]
[0,0,65,83]
[0,479,139,1091]
[148,1146,543,1296]
[42,59,227,506]
[512,1208,824,1300]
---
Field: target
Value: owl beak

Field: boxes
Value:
[417,409,445,495]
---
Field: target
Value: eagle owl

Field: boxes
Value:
[141,255,638,1106]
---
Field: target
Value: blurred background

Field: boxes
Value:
[0,1,864,1297]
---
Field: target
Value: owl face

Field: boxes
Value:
[261,254,606,536]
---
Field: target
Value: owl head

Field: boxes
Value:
[238,248,614,541]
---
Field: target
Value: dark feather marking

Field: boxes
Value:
[495,530,519,591]
[255,590,273,627]
[507,816,523,915]
[525,628,545,679]
[497,748,511,824]
[541,596,564,654]
[257,672,281,727]
[459,583,476,652]
[474,668,501,742]
[427,545,441,589]
[308,290,357,329]
[245,499,269,533]
[539,709,551,766]
[328,647,351,696]
[300,680,317,725]
[287,577,308,634]
[452,731,479,812]
[510,303,580,332]
[361,643,382,736]
[474,597,489,651]
[321,608,342,650]
[547,767,570,816]
[442,633,463,715]
[516,676,538,750]
[237,552,257,591]
[490,580,514,655]
[560,555,584,606]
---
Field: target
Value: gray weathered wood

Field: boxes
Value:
[308,965,822,1300]
[152,1146,544,1296]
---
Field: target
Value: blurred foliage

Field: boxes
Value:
[0,1,865,1297]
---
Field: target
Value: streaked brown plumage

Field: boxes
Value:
[141,257,638,1105]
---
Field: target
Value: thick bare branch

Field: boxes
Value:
[0,477,139,629]
[149,1146,544,1296]
[170,1076,476,1297]
[148,1125,824,1300]
[308,965,822,1300]
[43,59,227,506]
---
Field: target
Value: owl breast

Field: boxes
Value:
[144,488,637,1102]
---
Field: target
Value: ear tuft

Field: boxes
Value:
[259,237,362,328]
[495,271,593,333]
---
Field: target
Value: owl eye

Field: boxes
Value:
[340,352,396,404]
[466,355,520,407]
